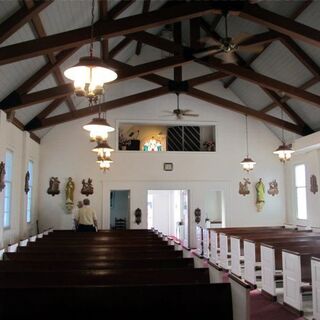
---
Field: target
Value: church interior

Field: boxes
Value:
[0,0,320,318]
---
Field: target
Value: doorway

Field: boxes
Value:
[204,190,225,227]
[110,190,130,230]
[147,190,189,247]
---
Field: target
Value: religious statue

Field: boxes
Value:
[239,178,250,196]
[310,175,318,194]
[135,208,142,225]
[255,178,265,212]
[47,177,60,196]
[65,177,75,213]
[194,208,201,224]
[0,161,5,192]
[268,180,279,196]
[81,178,93,196]
[24,171,30,194]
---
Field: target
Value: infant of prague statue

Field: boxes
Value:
[144,137,161,151]
[255,178,265,212]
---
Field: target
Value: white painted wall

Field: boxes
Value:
[0,111,40,248]
[286,131,320,227]
[37,47,287,247]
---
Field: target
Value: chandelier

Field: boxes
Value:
[83,111,114,142]
[63,0,117,104]
[92,140,114,172]
[240,114,256,172]
[273,109,294,163]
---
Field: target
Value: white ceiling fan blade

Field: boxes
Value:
[223,52,238,64]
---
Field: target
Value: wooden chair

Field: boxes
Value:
[114,218,126,230]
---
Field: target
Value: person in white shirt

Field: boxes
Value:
[75,198,98,232]
[72,201,83,230]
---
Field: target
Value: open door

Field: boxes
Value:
[110,190,130,230]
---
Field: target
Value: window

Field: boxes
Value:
[295,164,307,220]
[26,160,33,223]
[3,150,13,228]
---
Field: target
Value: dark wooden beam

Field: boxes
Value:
[280,36,320,77]
[26,87,169,131]
[187,88,306,135]
[239,4,320,48]
[237,31,280,47]
[135,0,151,55]
[187,72,228,87]
[24,0,76,112]
[108,0,136,19]
[109,38,133,58]
[10,117,40,143]
[224,1,313,88]
[99,0,109,61]
[0,2,243,65]
[261,77,319,113]
[174,22,182,82]
[206,57,320,108]
[0,0,53,44]
[1,84,74,112]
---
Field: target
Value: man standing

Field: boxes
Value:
[75,198,98,232]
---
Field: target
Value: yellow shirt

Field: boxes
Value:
[76,206,97,225]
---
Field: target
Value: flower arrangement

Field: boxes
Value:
[203,140,215,151]
[118,130,130,149]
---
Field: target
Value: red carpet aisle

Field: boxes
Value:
[250,289,304,320]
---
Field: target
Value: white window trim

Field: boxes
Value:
[294,163,308,221]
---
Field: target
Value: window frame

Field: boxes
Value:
[294,163,308,221]
[3,149,13,229]
[26,160,34,224]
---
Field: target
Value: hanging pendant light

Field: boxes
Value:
[92,140,114,157]
[64,0,117,104]
[83,112,114,142]
[240,114,256,172]
[273,109,294,163]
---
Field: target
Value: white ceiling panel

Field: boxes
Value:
[0,0,20,24]
[39,0,99,36]
[34,127,53,139]
[230,79,272,110]
[251,41,313,87]
[296,1,320,30]
[0,23,36,47]
[15,102,48,124]
[48,101,69,117]
[29,75,57,93]
[259,1,305,18]
[0,56,46,101]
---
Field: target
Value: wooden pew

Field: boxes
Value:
[0,283,233,317]
[282,248,320,315]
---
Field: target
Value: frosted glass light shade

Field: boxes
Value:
[240,157,256,172]
[64,56,117,98]
[273,144,294,163]
[83,118,114,142]
[92,141,114,158]
[99,161,111,171]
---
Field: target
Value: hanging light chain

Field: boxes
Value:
[280,107,285,144]
[89,0,95,58]
[245,114,249,157]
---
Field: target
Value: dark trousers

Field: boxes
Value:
[77,224,96,232]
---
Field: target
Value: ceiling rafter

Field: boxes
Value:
[24,0,76,112]
[197,16,313,132]
[0,2,244,65]
[186,88,305,135]
[261,77,319,113]
[0,0,53,44]
[205,57,320,109]
[239,3,320,48]
[5,0,138,124]
[135,0,151,55]
[174,22,182,82]
[99,0,109,61]
[25,87,170,131]
[223,1,314,88]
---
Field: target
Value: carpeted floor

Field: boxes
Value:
[250,289,305,320]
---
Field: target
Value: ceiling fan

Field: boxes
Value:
[163,93,199,120]
[194,11,264,63]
